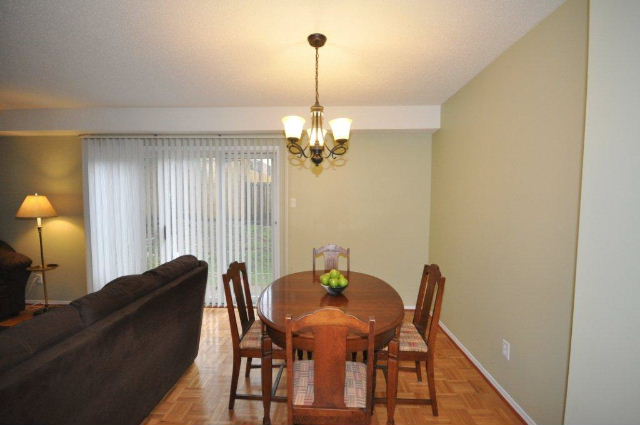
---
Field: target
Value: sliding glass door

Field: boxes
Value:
[85,136,281,305]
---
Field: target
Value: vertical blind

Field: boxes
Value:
[84,136,281,306]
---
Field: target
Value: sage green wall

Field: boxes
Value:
[0,131,431,306]
[429,1,588,424]
[287,131,431,305]
[0,136,87,301]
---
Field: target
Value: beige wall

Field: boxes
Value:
[0,131,431,306]
[0,136,86,301]
[286,131,431,305]
[429,1,588,424]
[565,1,640,423]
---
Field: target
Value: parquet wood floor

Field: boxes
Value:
[0,304,43,327]
[142,308,525,425]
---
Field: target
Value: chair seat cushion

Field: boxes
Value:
[239,320,283,351]
[293,360,367,408]
[384,322,428,353]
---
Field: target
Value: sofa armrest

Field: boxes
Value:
[0,251,33,271]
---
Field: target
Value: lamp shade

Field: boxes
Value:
[329,118,352,142]
[16,194,57,218]
[282,115,305,140]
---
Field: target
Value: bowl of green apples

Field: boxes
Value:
[319,269,349,295]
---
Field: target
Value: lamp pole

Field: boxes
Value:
[36,217,49,310]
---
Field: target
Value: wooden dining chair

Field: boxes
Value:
[406,264,432,381]
[312,244,350,273]
[285,308,376,425]
[377,264,446,415]
[222,261,285,409]
[308,244,352,361]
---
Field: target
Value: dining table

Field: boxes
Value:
[257,270,405,425]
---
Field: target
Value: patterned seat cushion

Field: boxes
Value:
[293,360,367,408]
[384,322,429,353]
[239,320,283,350]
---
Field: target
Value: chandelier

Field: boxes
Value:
[282,33,352,166]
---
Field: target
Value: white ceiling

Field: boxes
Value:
[0,0,564,110]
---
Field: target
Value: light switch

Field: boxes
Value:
[289,198,297,208]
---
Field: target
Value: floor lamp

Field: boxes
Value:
[16,193,58,313]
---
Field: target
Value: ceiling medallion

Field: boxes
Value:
[282,34,352,166]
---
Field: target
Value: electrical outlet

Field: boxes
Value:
[502,339,511,360]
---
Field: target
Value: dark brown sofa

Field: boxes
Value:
[0,255,208,425]
[0,240,32,319]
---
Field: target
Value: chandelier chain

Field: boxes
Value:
[315,47,319,105]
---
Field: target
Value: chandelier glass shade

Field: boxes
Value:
[282,34,352,166]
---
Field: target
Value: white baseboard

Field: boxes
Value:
[26,299,71,305]
[438,321,537,425]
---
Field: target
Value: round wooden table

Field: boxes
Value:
[257,270,405,425]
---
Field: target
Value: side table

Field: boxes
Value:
[27,263,59,315]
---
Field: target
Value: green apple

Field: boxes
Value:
[328,277,339,288]
[320,273,330,285]
[338,276,348,287]
[329,269,340,279]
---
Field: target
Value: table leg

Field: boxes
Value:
[261,324,273,425]
[386,329,400,425]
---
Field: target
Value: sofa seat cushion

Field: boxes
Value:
[143,255,200,285]
[0,305,83,373]
[71,274,160,326]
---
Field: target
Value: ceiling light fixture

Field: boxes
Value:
[282,33,352,166]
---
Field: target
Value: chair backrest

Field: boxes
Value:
[412,264,431,330]
[413,264,446,350]
[312,244,350,273]
[285,308,375,413]
[222,261,255,351]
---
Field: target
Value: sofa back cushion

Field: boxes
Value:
[143,255,200,284]
[70,256,200,326]
[0,305,84,372]
[71,274,160,326]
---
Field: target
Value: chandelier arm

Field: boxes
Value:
[322,144,333,158]
[326,143,348,158]
[303,144,313,158]
[287,142,310,158]
[323,142,334,158]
